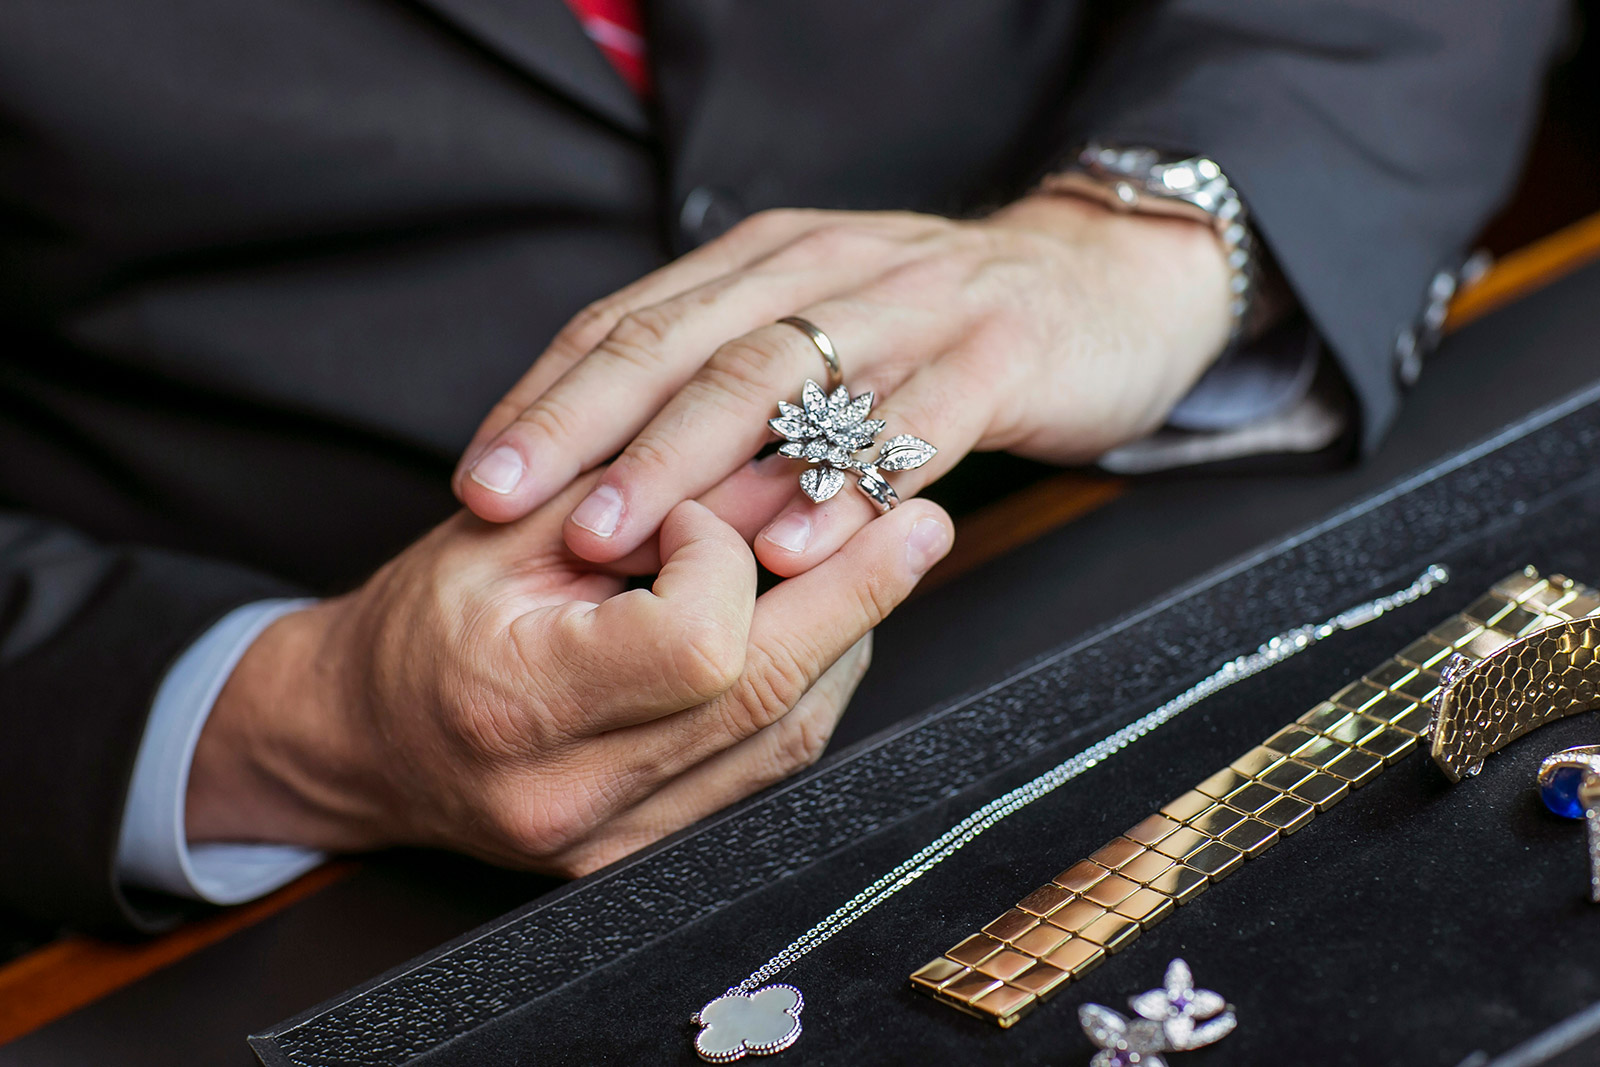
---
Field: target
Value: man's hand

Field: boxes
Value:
[452,195,1231,577]
[184,474,952,876]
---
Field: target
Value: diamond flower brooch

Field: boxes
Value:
[1081,959,1236,1067]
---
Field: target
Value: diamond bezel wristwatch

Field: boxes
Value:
[1041,142,1254,340]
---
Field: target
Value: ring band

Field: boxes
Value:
[777,316,843,392]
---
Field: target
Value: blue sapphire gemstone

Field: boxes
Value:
[1541,765,1589,819]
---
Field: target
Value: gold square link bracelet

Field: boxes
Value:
[913,567,1600,1027]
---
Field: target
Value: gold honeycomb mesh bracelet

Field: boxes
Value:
[911,567,1600,1028]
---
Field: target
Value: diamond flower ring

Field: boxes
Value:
[768,379,936,512]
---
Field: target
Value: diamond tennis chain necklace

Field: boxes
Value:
[689,565,1451,1062]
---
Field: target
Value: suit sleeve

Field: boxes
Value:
[0,512,300,932]
[1063,0,1570,452]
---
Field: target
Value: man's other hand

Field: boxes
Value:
[184,476,951,876]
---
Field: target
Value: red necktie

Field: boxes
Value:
[562,0,651,97]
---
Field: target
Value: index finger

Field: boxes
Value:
[453,209,830,505]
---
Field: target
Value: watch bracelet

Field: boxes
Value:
[910,567,1600,1028]
[1042,142,1255,339]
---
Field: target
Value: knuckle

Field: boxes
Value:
[964,313,1032,384]
[731,207,807,242]
[780,222,885,265]
[772,711,832,775]
[524,608,597,733]
[668,612,748,701]
[696,338,785,407]
[441,688,523,761]
[554,297,620,357]
[511,388,585,445]
[442,701,504,759]
[722,644,811,740]
[486,785,592,858]
[972,306,1030,352]
[853,568,904,626]
[618,430,689,480]
[871,253,965,301]
[433,653,531,761]
[602,305,679,369]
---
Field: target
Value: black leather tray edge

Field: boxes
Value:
[249,376,1600,1067]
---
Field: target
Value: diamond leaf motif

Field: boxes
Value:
[827,384,851,413]
[1128,958,1235,1054]
[1132,991,1171,1023]
[777,442,806,459]
[768,415,815,441]
[1164,959,1194,997]
[1188,990,1226,1019]
[1079,1004,1129,1048]
[801,379,830,420]
[1130,989,1172,1023]
[876,434,937,471]
[1185,1013,1237,1048]
[832,418,884,451]
[800,465,846,503]
[1091,1047,1167,1067]
[1082,1005,1170,1067]
[840,391,874,424]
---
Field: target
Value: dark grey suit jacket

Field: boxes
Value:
[0,0,1567,931]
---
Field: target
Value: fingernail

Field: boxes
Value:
[572,484,624,538]
[906,518,951,574]
[763,512,812,554]
[469,445,524,495]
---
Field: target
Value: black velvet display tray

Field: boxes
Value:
[252,378,1600,1067]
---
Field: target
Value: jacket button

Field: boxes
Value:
[1394,327,1423,388]
[679,186,744,246]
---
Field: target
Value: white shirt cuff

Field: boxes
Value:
[1100,324,1348,473]
[115,597,326,905]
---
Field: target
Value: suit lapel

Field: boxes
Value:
[412,0,651,136]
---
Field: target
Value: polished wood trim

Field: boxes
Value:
[929,471,1125,593]
[0,862,355,1045]
[1448,210,1600,330]
[4,208,1599,1050]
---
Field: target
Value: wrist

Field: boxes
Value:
[186,598,388,852]
[987,192,1234,432]
[991,192,1232,342]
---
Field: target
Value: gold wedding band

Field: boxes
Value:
[777,316,843,392]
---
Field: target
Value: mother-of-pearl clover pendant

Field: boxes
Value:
[692,985,804,1063]
[769,379,935,511]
